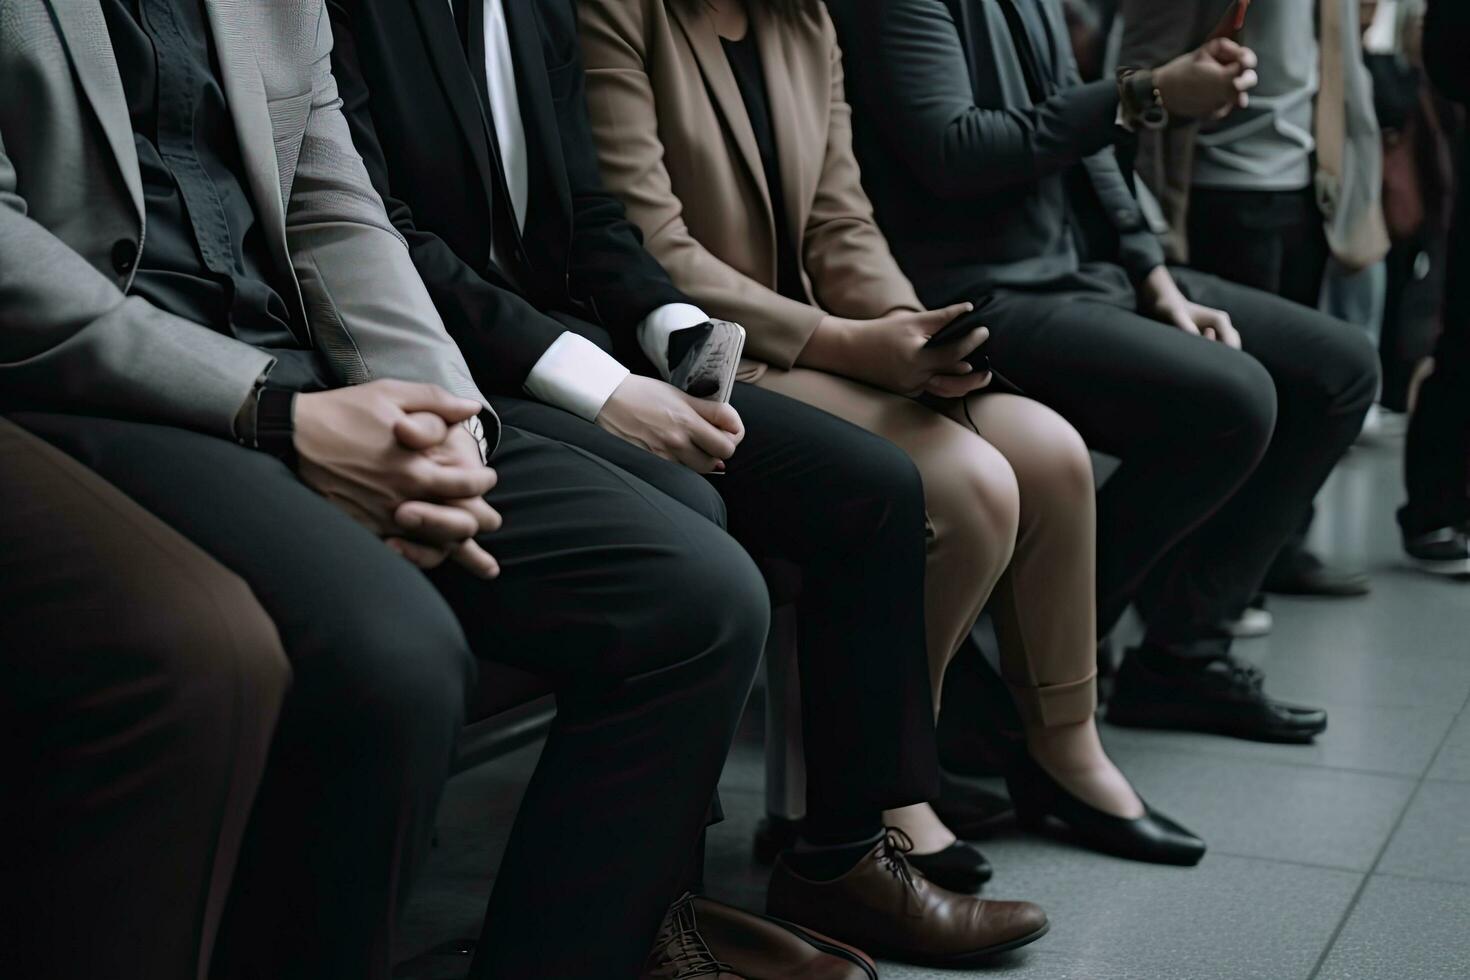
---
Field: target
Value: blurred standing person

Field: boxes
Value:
[1400,0,1470,574]
[1124,0,1390,604]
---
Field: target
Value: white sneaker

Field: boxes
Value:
[1223,606,1274,638]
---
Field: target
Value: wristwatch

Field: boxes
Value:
[1117,68,1168,131]
[462,414,490,465]
[235,382,298,469]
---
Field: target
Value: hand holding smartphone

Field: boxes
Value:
[1208,0,1252,41]
[923,301,1025,397]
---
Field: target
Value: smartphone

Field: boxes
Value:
[921,301,1024,397]
[1208,0,1251,40]
[923,304,991,350]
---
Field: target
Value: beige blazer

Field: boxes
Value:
[577,0,922,378]
[0,1,485,438]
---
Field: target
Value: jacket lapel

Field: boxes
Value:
[669,0,771,217]
[502,0,571,263]
[45,0,144,226]
[203,1,290,278]
[412,0,500,217]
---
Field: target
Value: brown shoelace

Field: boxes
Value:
[876,827,929,916]
[649,895,737,979]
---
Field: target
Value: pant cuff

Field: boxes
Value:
[1006,673,1098,728]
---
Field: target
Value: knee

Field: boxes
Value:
[301,590,475,756]
[1319,327,1381,416]
[941,435,1021,569]
[1198,354,1278,462]
[1008,404,1096,506]
[646,526,770,689]
[834,435,928,546]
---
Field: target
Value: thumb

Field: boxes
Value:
[394,411,452,451]
[390,381,484,423]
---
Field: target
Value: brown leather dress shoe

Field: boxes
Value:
[766,830,1049,967]
[641,893,877,979]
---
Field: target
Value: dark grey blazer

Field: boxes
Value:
[829,0,1165,305]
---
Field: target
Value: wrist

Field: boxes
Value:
[801,315,858,375]
[1117,67,1168,131]
[237,382,298,468]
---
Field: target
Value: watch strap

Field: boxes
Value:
[257,388,298,469]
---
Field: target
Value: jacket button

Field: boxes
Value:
[111,239,138,275]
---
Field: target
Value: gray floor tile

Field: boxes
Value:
[1315,875,1470,980]
[1248,641,1470,713]
[946,841,1357,980]
[1427,708,1470,783]
[1102,702,1457,778]
[1085,746,1414,872]
[1377,781,1470,884]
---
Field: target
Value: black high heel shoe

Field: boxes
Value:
[1005,755,1206,866]
[906,841,993,893]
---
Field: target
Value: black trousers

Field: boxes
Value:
[14,411,768,980]
[1188,187,1331,309]
[1402,157,1470,535]
[974,267,1378,658]
[492,381,940,826]
[1189,186,1336,552]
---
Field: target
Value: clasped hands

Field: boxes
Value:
[294,380,501,579]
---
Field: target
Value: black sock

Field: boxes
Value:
[785,829,883,882]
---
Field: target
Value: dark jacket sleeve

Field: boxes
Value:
[1057,6,1165,279]
[1424,0,1470,105]
[838,0,1121,200]
[326,0,565,397]
[537,0,691,328]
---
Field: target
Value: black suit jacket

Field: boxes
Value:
[326,0,688,396]
[827,0,1165,305]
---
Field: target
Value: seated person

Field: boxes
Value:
[577,0,1202,912]
[826,0,1379,741]
[327,0,1046,969]
[0,3,768,977]
[1,418,287,980]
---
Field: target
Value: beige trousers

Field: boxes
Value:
[754,367,1098,728]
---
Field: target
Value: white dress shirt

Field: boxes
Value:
[463,0,708,420]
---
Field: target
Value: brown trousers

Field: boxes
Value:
[0,417,289,980]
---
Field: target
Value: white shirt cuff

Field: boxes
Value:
[523,331,631,422]
[637,302,711,379]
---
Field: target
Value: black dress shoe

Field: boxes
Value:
[906,841,993,892]
[932,773,1015,839]
[1105,649,1328,744]
[756,815,995,893]
[1262,547,1370,597]
[1005,756,1205,866]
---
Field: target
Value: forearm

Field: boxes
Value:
[0,205,274,436]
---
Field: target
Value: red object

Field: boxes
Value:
[1208,0,1252,40]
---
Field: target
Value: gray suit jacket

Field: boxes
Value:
[0,0,488,438]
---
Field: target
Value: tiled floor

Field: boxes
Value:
[397,432,1470,979]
